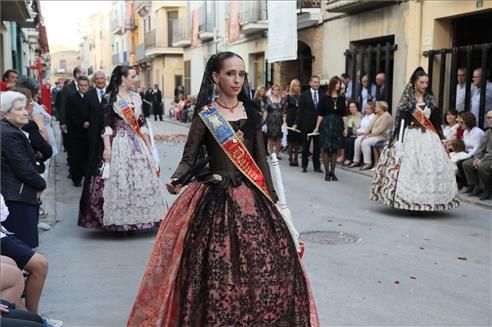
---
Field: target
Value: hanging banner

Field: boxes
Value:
[191,8,200,48]
[228,0,241,43]
[267,1,297,63]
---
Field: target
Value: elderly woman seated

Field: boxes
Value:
[350,101,393,170]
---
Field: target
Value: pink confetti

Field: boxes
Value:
[424,238,431,241]
[338,224,343,227]
[394,281,400,285]
[462,274,467,277]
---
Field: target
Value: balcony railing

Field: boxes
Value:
[112,53,120,65]
[172,23,191,48]
[112,16,135,34]
[1,0,30,22]
[144,30,156,49]
[239,0,267,24]
[199,23,214,42]
[325,0,400,13]
[136,43,145,61]
[298,0,321,9]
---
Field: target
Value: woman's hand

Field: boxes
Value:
[0,304,10,313]
[343,128,348,137]
[103,148,111,162]
[166,179,182,194]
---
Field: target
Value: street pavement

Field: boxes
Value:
[38,120,491,327]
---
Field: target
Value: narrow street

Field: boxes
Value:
[36,120,491,327]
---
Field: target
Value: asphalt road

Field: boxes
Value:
[39,120,491,327]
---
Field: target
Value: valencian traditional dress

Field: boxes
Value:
[128,103,319,326]
[78,91,165,231]
[370,69,460,211]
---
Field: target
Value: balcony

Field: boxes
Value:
[325,0,401,14]
[123,51,128,64]
[199,23,214,42]
[112,16,135,34]
[297,0,322,29]
[145,29,184,57]
[112,53,120,65]
[171,24,191,48]
[144,30,156,49]
[1,0,31,22]
[239,0,267,35]
[135,0,151,16]
[136,43,145,62]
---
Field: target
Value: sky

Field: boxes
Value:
[41,0,112,50]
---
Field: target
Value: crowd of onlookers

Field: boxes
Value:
[1,69,63,326]
[162,68,491,200]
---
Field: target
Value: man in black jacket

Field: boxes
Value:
[66,76,91,186]
[60,67,84,163]
[85,71,107,178]
[151,84,163,121]
[293,76,323,173]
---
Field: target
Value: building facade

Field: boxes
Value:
[1,0,50,81]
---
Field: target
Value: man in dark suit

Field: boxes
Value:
[151,84,163,121]
[60,67,84,164]
[293,75,323,173]
[66,76,91,186]
[85,71,107,179]
[375,73,389,104]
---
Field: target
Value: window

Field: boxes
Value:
[175,75,183,91]
[184,60,191,96]
[167,11,178,47]
[59,59,67,72]
[251,53,265,90]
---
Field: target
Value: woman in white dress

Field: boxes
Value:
[370,67,460,211]
[78,65,165,231]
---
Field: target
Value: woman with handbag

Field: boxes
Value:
[128,52,319,326]
[77,65,165,231]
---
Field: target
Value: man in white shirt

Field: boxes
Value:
[455,68,477,112]
[359,74,376,113]
[471,68,492,128]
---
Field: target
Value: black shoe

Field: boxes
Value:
[301,168,307,173]
[73,182,82,187]
[331,174,338,181]
[325,175,331,181]
[314,168,323,173]
[471,186,483,196]
[479,191,491,201]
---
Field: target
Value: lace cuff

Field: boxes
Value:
[102,126,113,137]
[140,126,149,135]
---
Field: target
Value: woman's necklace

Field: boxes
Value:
[332,95,338,110]
[216,99,240,112]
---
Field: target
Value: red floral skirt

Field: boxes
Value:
[127,182,319,326]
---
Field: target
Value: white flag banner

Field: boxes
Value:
[267,1,298,63]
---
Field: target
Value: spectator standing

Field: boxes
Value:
[66,76,91,186]
[455,68,476,113]
[253,86,268,153]
[471,68,492,128]
[264,85,284,159]
[462,111,492,200]
[374,73,388,103]
[60,67,84,161]
[284,79,302,166]
[313,76,348,181]
[143,88,152,118]
[265,80,273,97]
[151,84,163,121]
[370,67,459,211]
[358,74,375,113]
[0,91,46,248]
[293,75,323,173]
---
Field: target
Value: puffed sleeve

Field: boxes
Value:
[171,116,207,179]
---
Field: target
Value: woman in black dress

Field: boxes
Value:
[284,79,302,166]
[313,76,348,181]
[264,85,285,158]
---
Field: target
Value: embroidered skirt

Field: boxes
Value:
[127,181,319,326]
[370,128,460,211]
